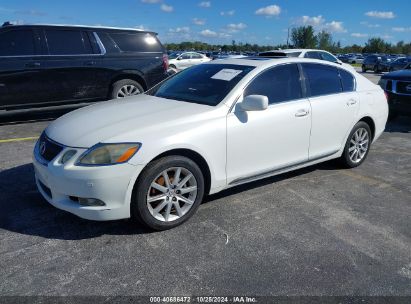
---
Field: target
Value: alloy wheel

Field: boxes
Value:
[348,128,369,163]
[146,167,198,222]
[116,84,141,98]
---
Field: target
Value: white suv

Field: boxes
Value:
[33,57,388,230]
[168,51,211,70]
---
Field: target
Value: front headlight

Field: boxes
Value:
[76,143,141,166]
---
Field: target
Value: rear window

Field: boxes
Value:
[339,69,356,92]
[45,29,93,55]
[148,64,254,106]
[107,32,162,53]
[302,63,342,97]
[0,29,36,56]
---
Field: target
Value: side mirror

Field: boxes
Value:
[336,59,343,65]
[177,57,182,61]
[238,95,268,111]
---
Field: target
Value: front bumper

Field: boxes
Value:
[387,93,411,115]
[33,143,144,221]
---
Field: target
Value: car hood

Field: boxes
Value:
[46,95,217,148]
[382,69,411,80]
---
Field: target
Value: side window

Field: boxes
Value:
[108,32,162,52]
[244,64,303,104]
[96,32,120,53]
[302,63,342,97]
[339,69,355,92]
[0,29,36,56]
[287,52,302,57]
[45,29,93,55]
[304,51,321,59]
[180,53,191,59]
[319,52,337,63]
[192,53,203,59]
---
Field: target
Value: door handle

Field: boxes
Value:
[84,61,96,66]
[295,109,309,117]
[25,62,41,68]
[347,99,357,106]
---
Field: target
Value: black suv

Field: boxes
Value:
[378,63,411,118]
[361,55,381,73]
[0,23,169,115]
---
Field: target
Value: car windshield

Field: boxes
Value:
[168,52,181,59]
[148,64,255,106]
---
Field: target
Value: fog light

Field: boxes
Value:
[78,197,106,206]
[60,150,77,164]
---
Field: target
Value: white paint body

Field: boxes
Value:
[168,52,211,70]
[33,58,388,221]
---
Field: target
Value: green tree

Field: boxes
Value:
[364,38,388,53]
[317,30,333,51]
[291,26,317,49]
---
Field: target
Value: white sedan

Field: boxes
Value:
[168,51,211,70]
[33,58,388,230]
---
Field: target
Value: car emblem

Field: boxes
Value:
[39,141,46,156]
[406,84,411,92]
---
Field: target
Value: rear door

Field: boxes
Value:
[0,27,48,108]
[41,28,101,103]
[302,63,359,159]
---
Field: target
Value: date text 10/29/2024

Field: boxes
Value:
[149,296,257,303]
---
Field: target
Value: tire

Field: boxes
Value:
[361,65,366,73]
[373,65,379,73]
[340,121,372,168]
[131,156,205,230]
[111,79,144,99]
[169,64,177,69]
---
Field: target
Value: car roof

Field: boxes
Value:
[1,23,157,34]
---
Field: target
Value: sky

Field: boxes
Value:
[0,0,410,46]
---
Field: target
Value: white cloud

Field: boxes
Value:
[365,11,395,19]
[381,34,393,39]
[199,1,211,8]
[324,21,347,33]
[200,29,217,37]
[255,5,281,17]
[141,0,161,3]
[226,23,247,32]
[360,21,380,28]
[193,18,206,25]
[160,4,173,12]
[299,15,325,27]
[392,27,411,32]
[351,33,368,38]
[135,24,149,30]
[220,10,235,16]
[297,15,346,33]
[169,26,190,33]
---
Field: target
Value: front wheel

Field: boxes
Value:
[132,156,205,230]
[340,122,372,168]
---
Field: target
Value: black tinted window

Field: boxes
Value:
[97,32,120,53]
[108,32,162,52]
[303,63,342,96]
[305,51,321,59]
[320,52,337,63]
[46,30,93,55]
[0,30,35,56]
[339,69,355,92]
[244,64,303,104]
[149,64,254,106]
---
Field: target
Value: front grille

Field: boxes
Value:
[396,81,411,95]
[37,133,64,162]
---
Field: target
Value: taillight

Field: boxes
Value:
[162,54,169,71]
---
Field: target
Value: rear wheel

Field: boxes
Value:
[361,65,366,73]
[373,65,379,73]
[340,122,372,168]
[132,156,205,230]
[111,79,144,99]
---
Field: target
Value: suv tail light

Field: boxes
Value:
[162,54,169,71]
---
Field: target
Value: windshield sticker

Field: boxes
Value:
[211,69,243,81]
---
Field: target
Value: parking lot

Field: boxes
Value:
[0,71,410,296]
